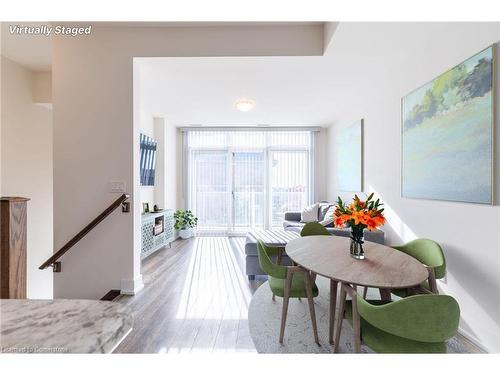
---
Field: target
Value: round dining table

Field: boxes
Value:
[285,235,429,352]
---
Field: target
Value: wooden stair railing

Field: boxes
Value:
[39,194,130,271]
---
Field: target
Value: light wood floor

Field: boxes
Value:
[114,237,263,353]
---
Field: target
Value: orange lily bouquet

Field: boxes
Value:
[333,193,385,259]
[333,193,385,231]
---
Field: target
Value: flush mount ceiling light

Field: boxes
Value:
[235,99,255,112]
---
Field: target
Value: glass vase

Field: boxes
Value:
[350,226,365,260]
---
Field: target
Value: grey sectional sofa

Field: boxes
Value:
[244,201,385,280]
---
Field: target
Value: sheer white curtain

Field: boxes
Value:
[184,129,316,234]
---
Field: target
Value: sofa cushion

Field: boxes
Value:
[284,211,301,222]
[318,202,333,221]
[319,205,335,226]
[283,220,304,228]
[300,203,319,223]
[244,232,260,255]
[244,237,259,256]
[319,217,334,227]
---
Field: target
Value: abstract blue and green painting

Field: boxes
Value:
[402,46,494,204]
[337,119,363,192]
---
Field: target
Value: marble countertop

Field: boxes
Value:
[0,299,133,353]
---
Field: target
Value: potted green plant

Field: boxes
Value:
[174,210,198,239]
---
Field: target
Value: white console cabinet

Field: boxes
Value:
[141,209,174,259]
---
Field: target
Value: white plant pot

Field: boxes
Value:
[179,228,194,239]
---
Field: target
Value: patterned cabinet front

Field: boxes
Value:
[141,210,175,259]
[141,218,156,255]
[164,210,175,244]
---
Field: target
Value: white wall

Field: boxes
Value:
[315,128,328,201]
[137,116,177,212]
[32,71,52,104]
[52,24,324,299]
[136,61,178,212]
[175,129,186,211]
[152,117,165,209]
[1,56,53,299]
[325,23,500,352]
[164,121,179,210]
[138,118,156,207]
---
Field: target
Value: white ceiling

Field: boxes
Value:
[137,54,348,127]
[1,22,52,71]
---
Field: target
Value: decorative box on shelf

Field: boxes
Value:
[141,209,174,259]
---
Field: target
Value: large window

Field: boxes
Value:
[270,150,309,227]
[185,130,316,234]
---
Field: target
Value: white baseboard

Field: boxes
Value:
[120,275,144,295]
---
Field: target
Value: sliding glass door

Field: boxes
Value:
[232,151,265,232]
[186,130,314,234]
[190,150,230,231]
[269,150,309,228]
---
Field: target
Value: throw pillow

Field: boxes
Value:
[318,202,333,221]
[319,205,336,227]
[300,203,319,223]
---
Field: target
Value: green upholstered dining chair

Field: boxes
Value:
[257,239,320,344]
[392,239,446,296]
[300,222,331,237]
[336,284,460,353]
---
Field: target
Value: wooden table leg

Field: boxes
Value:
[379,288,392,301]
[333,283,347,353]
[329,279,338,344]
[276,248,283,265]
[272,248,284,301]
[352,289,361,353]
[279,270,294,343]
[303,270,319,345]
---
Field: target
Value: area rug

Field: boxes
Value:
[248,277,470,354]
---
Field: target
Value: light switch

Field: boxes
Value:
[109,181,126,193]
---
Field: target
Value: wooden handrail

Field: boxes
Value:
[39,194,130,270]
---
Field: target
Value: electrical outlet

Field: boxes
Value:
[109,181,126,193]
